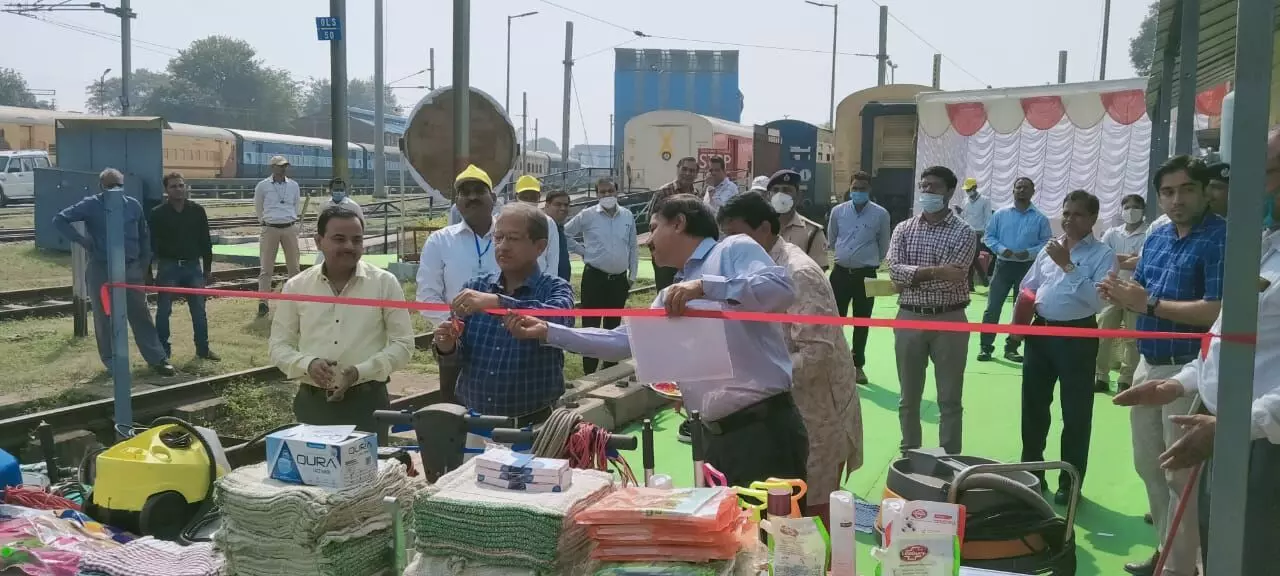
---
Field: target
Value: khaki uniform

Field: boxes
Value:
[780,215,829,269]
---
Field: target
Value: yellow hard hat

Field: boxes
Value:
[963,177,978,190]
[515,174,542,194]
[454,164,493,189]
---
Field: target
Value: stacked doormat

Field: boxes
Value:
[411,458,613,574]
[215,459,414,576]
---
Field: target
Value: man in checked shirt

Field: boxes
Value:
[432,203,575,427]
[887,165,977,455]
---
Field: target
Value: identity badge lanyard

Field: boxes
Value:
[473,233,492,267]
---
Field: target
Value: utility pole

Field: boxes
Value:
[932,54,941,89]
[1057,50,1068,84]
[97,68,112,114]
[330,0,350,182]
[1099,0,1112,80]
[561,21,574,164]
[453,0,471,172]
[1,2,137,113]
[534,119,539,151]
[373,0,386,198]
[521,91,528,175]
[877,5,889,86]
[429,48,436,90]
[609,113,615,174]
[805,1,838,128]
[506,11,538,114]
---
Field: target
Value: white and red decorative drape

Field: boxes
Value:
[915,78,1153,223]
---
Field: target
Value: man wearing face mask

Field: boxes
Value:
[827,170,891,384]
[313,178,364,266]
[979,177,1052,363]
[564,176,638,374]
[1095,194,1149,394]
[513,175,561,281]
[766,169,829,269]
[955,177,994,290]
[887,166,976,455]
[703,156,740,213]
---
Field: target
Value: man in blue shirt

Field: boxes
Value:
[1099,155,1225,576]
[1018,190,1115,506]
[504,194,809,490]
[827,170,891,385]
[54,168,174,376]
[543,189,573,282]
[432,203,575,425]
[979,177,1052,363]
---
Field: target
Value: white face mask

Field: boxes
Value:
[598,196,618,210]
[916,192,946,214]
[770,192,795,214]
[1123,208,1144,224]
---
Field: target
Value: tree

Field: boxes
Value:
[300,77,401,118]
[84,69,169,115]
[1130,1,1160,77]
[140,36,300,132]
[0,68,54,109]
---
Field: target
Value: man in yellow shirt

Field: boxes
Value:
[269,205,415,443]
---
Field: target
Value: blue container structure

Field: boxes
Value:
[764,119,834,224]
[614,49,743,169]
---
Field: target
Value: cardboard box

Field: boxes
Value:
[265,425,377,490]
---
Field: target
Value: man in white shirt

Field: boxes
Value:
[269,205,415,443]
[954,177,993,290]
[564,176,638,374]
[1114,129,1280,575]
[1096,193,1149,393]
[314,178,363,266]
[416,165,500,327]
[254,155,303,317]
[513,175,560,276]
[703,156,739,213]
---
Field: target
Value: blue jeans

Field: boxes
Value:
[155,259,209,356]
[979,259,1033,353]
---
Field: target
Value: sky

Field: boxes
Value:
[6,0,1150,150]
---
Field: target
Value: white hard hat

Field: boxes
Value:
[750,175,770,192]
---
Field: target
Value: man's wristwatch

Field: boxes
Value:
[1061,262,1077,273]
[1146,293,1160,316]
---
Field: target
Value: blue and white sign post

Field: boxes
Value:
[315,16,342,41]
[317,7,350,181]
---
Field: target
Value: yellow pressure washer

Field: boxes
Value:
[82,417,224,542]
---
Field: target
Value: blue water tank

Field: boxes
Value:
[0,447,21,491]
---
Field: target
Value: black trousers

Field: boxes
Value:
[702,392,810,507]
[969,232,992,290]
[829,264,878,368]
[293,381,392,445]
[654,262,678,291]
[581,265,631,374]
[1020,316,1099,492]
[1198,439,1280,571]
[980,259,1034,353]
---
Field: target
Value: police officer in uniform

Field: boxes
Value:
[764,169,829,270]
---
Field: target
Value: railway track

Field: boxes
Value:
[0,283,658,451]
[0,265,296,321]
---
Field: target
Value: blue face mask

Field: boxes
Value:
[917,192,946,214]
[1265,194,1276,229]
[849,191,870,205]
[331,191,346,203]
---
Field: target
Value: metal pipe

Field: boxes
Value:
[1099,0,1112,80]
[521,91,528,176]
[374,0,386,200]
[1173,0,1200,155]
[932,54,941,89]
[452,0,471,172]
[1057,50,1067,83]
[876,5,888,86]
[1210,2,1272,573]
[561,21,574,164]
[105,185,131,437]
[330,0,350,181]
[429,48,436,90]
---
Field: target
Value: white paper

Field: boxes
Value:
[627,300,734,384]
[288,424,358,443]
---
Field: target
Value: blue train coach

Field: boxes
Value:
[230,129,365,181]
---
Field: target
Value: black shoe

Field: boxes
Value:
[1054,488,1070,506]
[1124,552,1158,576]
[1143,512,1153,525]
[855,367,869,385]
[677,420,691,444]
[257,302,269,317]
[151,363,176,377]
[976,351,993,362]
[197,350,221,361]
[1094,379,1110,393]
[1004,349,1024,363]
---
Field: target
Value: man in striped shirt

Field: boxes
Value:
[646,156,699,291]
[887,165,976,455]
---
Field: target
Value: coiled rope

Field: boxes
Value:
[531,408,638,486]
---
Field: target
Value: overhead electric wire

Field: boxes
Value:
[862,0,989,86]
[570,72,591,153]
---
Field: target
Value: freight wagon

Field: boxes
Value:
[622,110,753,191]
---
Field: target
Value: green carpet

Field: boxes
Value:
[620,287,1154,576]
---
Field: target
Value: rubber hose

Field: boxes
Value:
[530,408,581,458]
[953,472,1056,520]
[151,416,221,545]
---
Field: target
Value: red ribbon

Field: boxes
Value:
[100,283,1252,351]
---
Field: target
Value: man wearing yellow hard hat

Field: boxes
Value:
[953,176,993,290]
[417,165,501,329]
[513,174,561,278]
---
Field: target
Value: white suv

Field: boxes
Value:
[0,150,53,206]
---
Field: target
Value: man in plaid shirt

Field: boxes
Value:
[646,156,700,291]
[887,165,976,455]
[432,203,575,425]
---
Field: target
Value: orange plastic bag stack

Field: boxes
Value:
[575,487,754,563]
